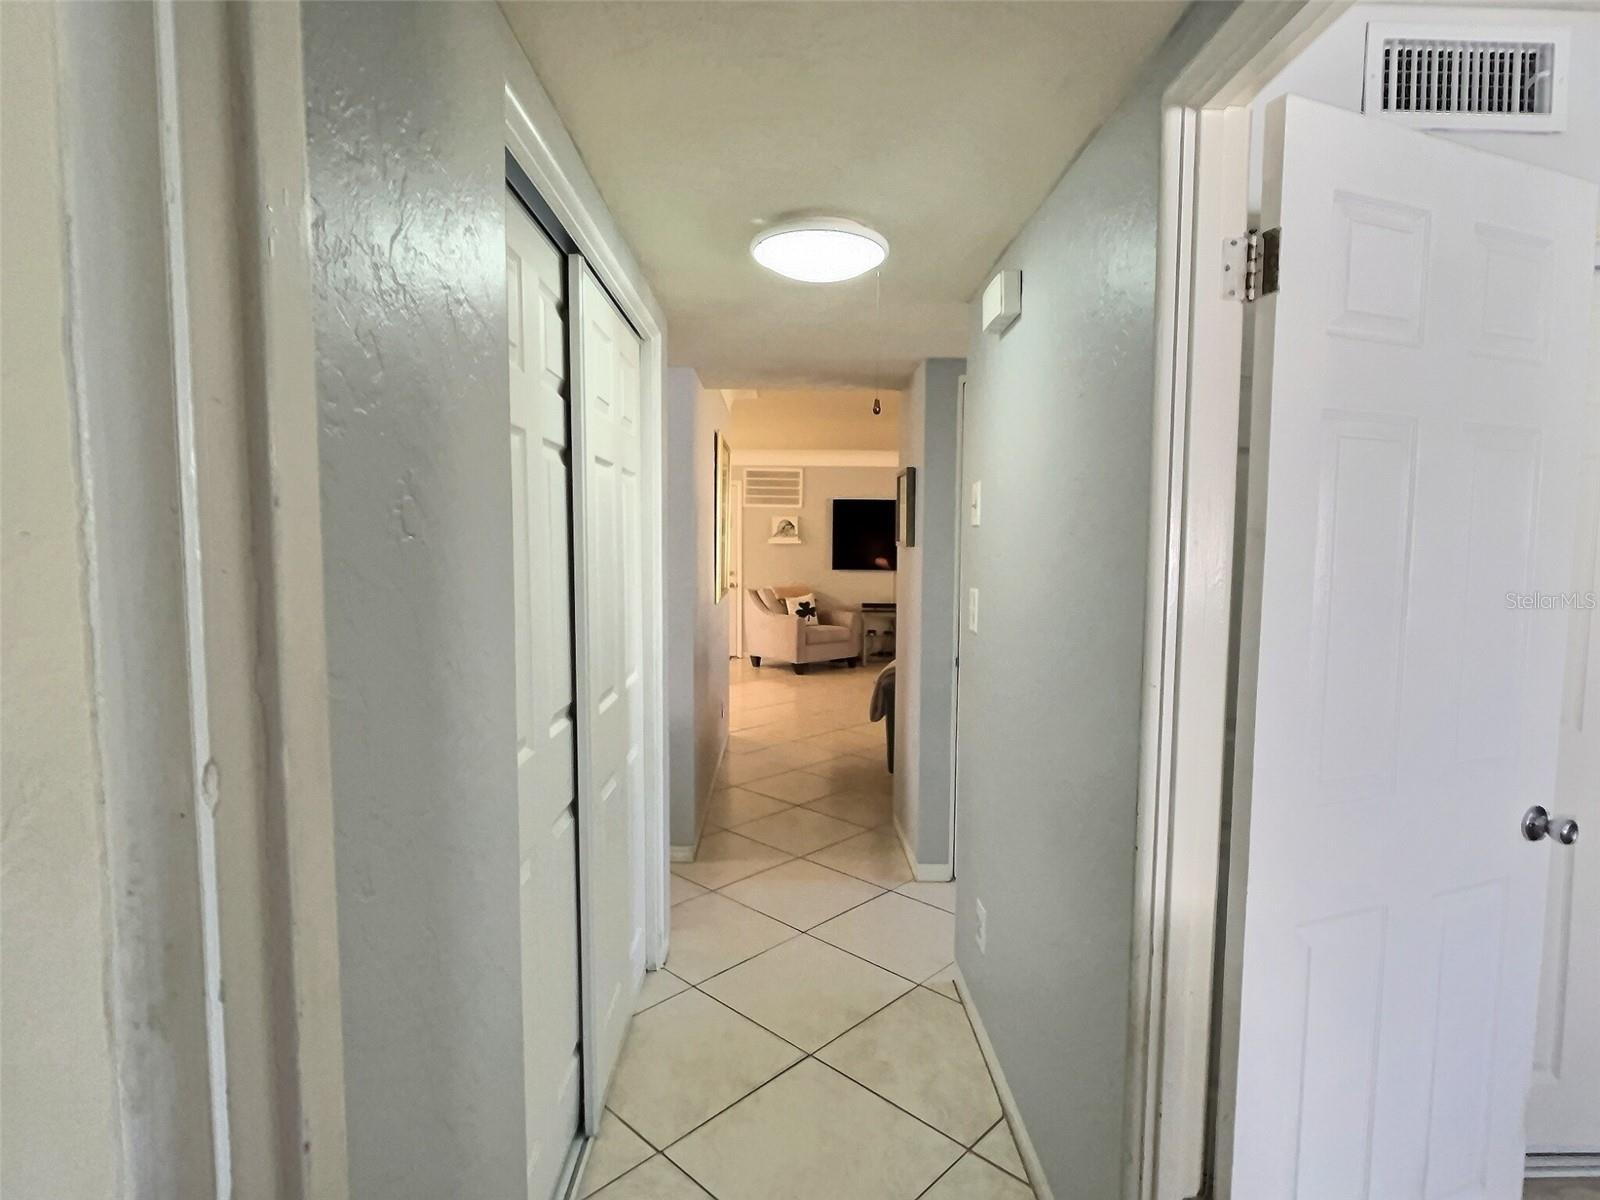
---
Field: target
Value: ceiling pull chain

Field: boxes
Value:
[872,269,883,415]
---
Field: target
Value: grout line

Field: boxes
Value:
[603,1106,658,1153]
[912,1153,966,1200]
[650,989,969,1169]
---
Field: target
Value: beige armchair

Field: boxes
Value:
[744,585,863,674]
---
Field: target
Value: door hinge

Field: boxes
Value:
[1222,227,1281,302]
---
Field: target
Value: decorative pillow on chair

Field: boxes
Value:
[757,586,780,610]
[785,592,821,624]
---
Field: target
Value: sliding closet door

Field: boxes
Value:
[506,190,583,1199]
[571,258,647,1125]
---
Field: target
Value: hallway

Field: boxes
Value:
[578,662,1031,1198]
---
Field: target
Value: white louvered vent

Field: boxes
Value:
[1363,24,1568,132]
[742,467,803,508]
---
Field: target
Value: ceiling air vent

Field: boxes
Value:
[1363,24,1569,132]
[742,467,803,508]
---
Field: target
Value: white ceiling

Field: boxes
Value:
[503,2,1187,388]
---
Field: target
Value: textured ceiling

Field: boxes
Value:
[503,1,1186,387]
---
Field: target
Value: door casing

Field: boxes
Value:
[1135,4,1600,1198]
[504,62,672,1135]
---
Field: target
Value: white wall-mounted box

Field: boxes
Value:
[982,269,1022,334]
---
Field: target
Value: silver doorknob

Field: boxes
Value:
[1523,805,1580,845]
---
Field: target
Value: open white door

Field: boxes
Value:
[1527,288,1600,1165]
[507,192,584,1198]
[570,258,647,1128]
[1222,96,1596,1199]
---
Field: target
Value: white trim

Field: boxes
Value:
[730,448,899,468]
[892,814,953,882]
[672,732,727,862]
[152,4,231,1190]
[1526,1153,1600,1179]
[1129,6,1356,1200]
[955,965,1054,1200]
[502,23,672,995]
[948,374,967,882]
[236,7,352,1189]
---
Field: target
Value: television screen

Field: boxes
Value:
[831,498,897,571]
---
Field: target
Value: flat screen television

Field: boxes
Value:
[831,498,897,571]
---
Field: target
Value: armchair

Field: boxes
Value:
[744,585,863,673]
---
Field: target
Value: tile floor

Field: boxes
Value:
[578,659,1034,1199]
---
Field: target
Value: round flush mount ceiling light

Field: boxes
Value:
[750,217,888,283]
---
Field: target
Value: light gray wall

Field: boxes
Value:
[303,5,523,1194]
[0,7,120,1193]
[739,464,898,611]
[894,359,965,871]
[666,368,730,848]
[952,5,1234,1196]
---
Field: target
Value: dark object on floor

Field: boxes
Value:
[869,661,896,772]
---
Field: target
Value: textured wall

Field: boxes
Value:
[0,7,120,1194]
[894,359,964,871]
[952,5,1235,1195]
[665,369,730,848]
[302,4,525,1194]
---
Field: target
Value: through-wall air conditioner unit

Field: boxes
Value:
[1363,23,1569,133]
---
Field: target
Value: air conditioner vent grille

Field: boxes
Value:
[1363,25,1568,131]
[743,467,803,508]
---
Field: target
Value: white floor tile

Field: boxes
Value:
[817,988,1001,1144]
[806,828,913,888]
[589,1154,713,1199]
[717,747,797,786]
[760,739,843,770]
[973,1119,1028,1183]
[670,874,708,907]
[810,892,955,982]
[719,858,884,931]
[666,1059,962,1200]
[735,806,864,856]
[922,963,960,1001]
[803,788,893,829]
[671,830,792,890]
[921,1154,1035,1199]
[897,880,957,913]
[607,989,801,1148]
[743,769,841,805]
[704,786,791,831]
[577,1110,654,1197]
[635,968,690,1013]
[666,892,797,984]
[699,935,913,1051]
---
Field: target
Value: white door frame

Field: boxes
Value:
[730,478,745,658]
[1127,5,1352,1199]
[949,374,968,881]
[503,68,672,980]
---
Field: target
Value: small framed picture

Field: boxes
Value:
[897,467,917,547]
[768,515,802,544]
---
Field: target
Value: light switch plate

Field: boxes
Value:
[981,270,1022,334]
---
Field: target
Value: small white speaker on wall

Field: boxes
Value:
[982,269,1022,335]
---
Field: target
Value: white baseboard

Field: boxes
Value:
[893,815,954,882]
[954,963,1054,1200]
[672,730,729,864]
[1526,1152,1600,1178]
